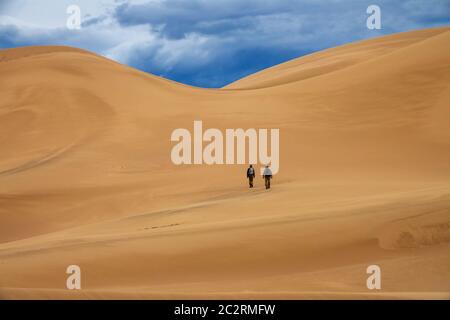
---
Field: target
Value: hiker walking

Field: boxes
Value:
[246,165,256,188]
[262,165,273,189]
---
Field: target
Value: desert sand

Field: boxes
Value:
[0,27,449,299]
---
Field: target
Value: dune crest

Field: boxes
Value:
[225,27,450,89]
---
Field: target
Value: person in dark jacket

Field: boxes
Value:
[246,165,256,188]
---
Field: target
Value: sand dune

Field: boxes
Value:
[0,27,450,299]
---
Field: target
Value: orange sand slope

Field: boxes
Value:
[0,27,450,299]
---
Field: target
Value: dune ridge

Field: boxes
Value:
[0,27,450,299]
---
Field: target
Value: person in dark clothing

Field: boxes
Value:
[262,165,273,189]
[246,165,256,188]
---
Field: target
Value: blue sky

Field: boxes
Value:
[0,0,449,87]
